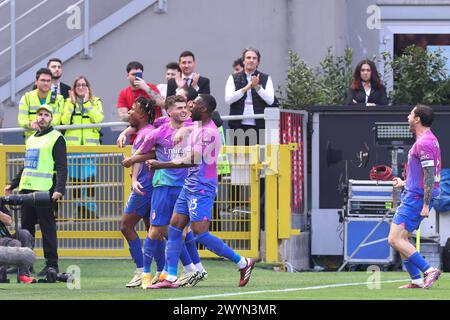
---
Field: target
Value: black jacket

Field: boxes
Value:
[58,82,71,100]
[166,76,210,97]
[228,70,273,130]
[10,126,68,195]
[346,84,388,106]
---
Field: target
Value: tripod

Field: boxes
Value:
[11,205,21,283]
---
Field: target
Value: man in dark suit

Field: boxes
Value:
[47,58,71,99]
[166,51,210,97]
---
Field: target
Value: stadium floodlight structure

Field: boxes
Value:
[373,122,414,177]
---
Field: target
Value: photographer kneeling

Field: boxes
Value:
[0,204,36,283]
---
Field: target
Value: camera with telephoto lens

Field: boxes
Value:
[0,192,51,207]
[57,272,74,283]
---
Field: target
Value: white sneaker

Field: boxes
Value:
[175,270,200,287]
[198,270,208,282]
[141,273,152,289]
[126,269,143,288]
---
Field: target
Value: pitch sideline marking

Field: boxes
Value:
[163,279,409,300]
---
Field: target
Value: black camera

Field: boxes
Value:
[37,269,74,283]
[57,272,74,283]
[0,192,51,207]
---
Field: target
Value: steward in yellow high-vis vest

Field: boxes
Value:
[5,104,67,274]
[217,125,231,175]
[61,76,103,219]
[18,68,64,141]
[211,111,230,176]
[61,95,104,146]
[19,128,62,191]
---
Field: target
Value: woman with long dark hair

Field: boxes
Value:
[61,76,104,219]
[346,59,388,106]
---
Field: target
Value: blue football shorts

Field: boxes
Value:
[174,187,215,222]
[124,184,153,218]
[392,191,434,233]
[150,186,182,226]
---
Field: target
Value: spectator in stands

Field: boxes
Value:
[157,62,181,102]
[166,51,210,97]
[225,48,273,232]
[232,57,244,74]
[346,59,388,106]
[47,58,71,99]
[61,76,104,219]
[18,68,65,142]
[225,47,275,145]
[117,61,163,143]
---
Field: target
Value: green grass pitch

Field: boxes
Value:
[1,259,448,300]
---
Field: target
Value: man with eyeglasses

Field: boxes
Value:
[31,58,70,99]
[117,61,164,144]
[18,68,65,142]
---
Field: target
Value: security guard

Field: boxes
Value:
[61,76,104,218]
[18,68,65,142]
[211,111,230,231]
[5,104,67,276]
[217,125,231,176]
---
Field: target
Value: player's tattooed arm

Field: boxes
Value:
[421,166,435,217]
[423,166,434,205]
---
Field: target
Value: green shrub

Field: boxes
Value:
[381,45,450,105]
[278,50,322,110]
[279,45,450,109]
[316,47,353,105]
[278,48,353,110]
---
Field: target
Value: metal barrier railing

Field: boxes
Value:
[199,145,260,259]
[280,109,308,215]
[1,145,133,257]
[0,109,303,262]
[0,144,265,259]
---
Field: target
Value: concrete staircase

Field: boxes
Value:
[0,0,159,103]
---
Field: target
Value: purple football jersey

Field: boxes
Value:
[133,124,155,187]
[138,122,188,187]
[405,130,441,197]
[183,120,221,195]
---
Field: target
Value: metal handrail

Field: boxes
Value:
[0,0,10,9]
[0,121,128,133]
[0,0,49,33]
[0,0,84,57]
[0,114,267,134]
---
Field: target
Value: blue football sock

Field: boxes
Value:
[196,232,241,264]
[180,245,193,266]
[127,237,143,268]
[185,231,201,264]
[166,226,184,277]
[143,237,153,273]
[154,240,166,272]
[408,252,431,273]
[403,259,421,280]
